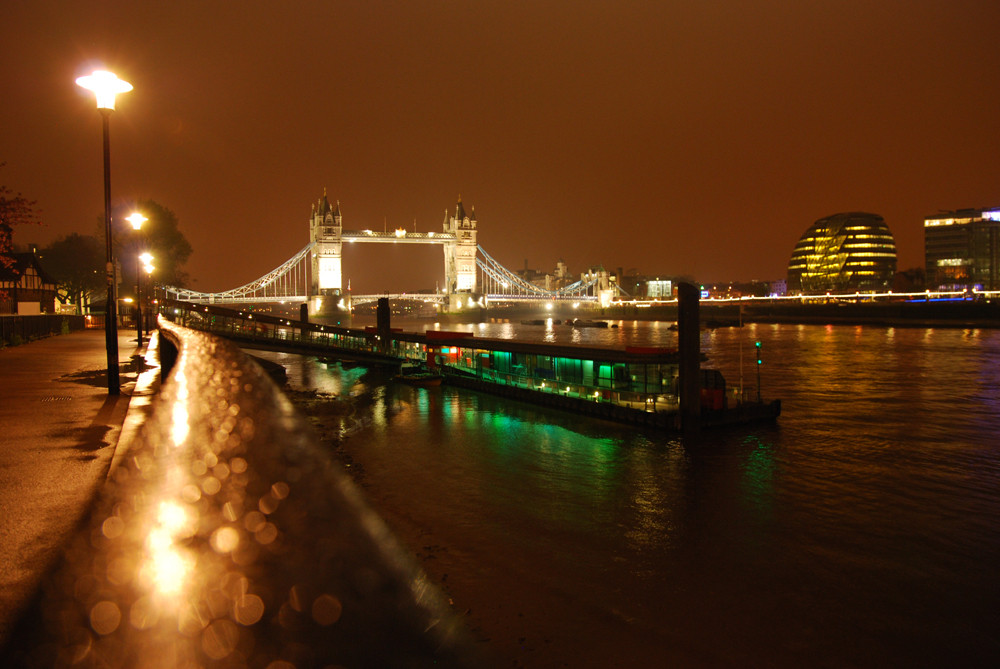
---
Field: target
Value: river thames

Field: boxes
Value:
[254,319,1000,667]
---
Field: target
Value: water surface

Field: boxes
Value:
[255,321,1000,666]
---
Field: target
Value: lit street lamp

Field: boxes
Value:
[76,69,133,395]
[126,212,147,345]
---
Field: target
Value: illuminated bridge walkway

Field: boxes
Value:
[162,243,608,306]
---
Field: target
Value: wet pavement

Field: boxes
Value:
[0,328,153,645]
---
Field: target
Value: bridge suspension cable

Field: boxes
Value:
[476,245,600,300]
[163,240,607,305]
[163,243,314,304]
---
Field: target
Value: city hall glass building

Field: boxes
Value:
[787,212,897,293]
[924,208,1000,291]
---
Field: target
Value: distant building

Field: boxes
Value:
[787,212,897,293]
[0,251,58,314]
[924,207,1000,291]
[646,279,673,299]
[516,259,579,293]
[707,280,778,299]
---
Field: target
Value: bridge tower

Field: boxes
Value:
[442,195,479,311]
[309,190,343,297]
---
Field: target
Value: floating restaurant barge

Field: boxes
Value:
[417,331,780,431]
[162,299,780,432]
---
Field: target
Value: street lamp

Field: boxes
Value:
[76,69,133,395]
[139,253,154,336]
[126,212,147,345]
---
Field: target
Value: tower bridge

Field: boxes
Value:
[163,192,616,311]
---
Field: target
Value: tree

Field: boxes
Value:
[1,162,42,268]
[111,199,192,290]
[893,267,925,293]
[38,233,104,311]
[1,163,42,311]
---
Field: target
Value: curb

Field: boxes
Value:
[108,331,161,478]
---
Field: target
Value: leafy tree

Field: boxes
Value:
[38,233,104,311]
[111,199,192,289]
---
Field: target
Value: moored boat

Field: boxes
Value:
[395,372,444,386]
[393,362,444,386]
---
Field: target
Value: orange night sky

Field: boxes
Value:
[3,1,999,293]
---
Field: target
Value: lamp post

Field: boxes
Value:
[755,340,763,403]
[139,253,154,337]
[126,212,147,345]
[76,69,133,395]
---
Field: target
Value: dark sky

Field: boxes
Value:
[3,1,999,293]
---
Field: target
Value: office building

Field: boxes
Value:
[924,208,1000,291]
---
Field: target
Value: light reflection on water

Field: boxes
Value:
[256,321,1000,666]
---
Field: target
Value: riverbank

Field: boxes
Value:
[599,298,1000,328]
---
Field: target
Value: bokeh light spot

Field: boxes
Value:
[311,594,343,626]
[202,618,240,660]
[233,593,265,625]
[259,493,279,514]
[255,522,278,545]
[211,526,241,553]
[90,600,121,635]
[244,510,266,532]
[101,515,124,539]
[202,476,222,495]
[130,596,161,630]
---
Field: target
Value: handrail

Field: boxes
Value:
[3,317,482,667]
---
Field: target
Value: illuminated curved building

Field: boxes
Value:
[787,212,897,293]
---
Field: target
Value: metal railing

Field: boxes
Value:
[0,314,86,345]
[2,318,482,667]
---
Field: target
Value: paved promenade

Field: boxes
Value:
[0,328,149,645]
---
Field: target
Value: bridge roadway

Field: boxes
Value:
[341,229,454,243]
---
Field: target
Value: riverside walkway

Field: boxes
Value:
[0,329,153,646]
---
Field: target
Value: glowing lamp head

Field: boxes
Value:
[76,70,133,110]
[139,252,153,265]
[126,212,147,231]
